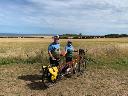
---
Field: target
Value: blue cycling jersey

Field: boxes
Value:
[48,42,60,58]
[65,45,74,57]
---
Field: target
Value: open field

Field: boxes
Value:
[0,38,128,96]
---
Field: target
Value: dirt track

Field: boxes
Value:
[0,64,128,96]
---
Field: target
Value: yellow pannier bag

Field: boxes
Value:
[48,67,58,81]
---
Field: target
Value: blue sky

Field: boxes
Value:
[0,0,128,35]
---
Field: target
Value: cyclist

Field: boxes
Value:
[65,40,76,63]
[62,40,78,74]
[48,35,61,67]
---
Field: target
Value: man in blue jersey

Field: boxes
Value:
[48,35,60,67]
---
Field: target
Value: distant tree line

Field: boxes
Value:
[59,33,128,39]
[105,34,128,38]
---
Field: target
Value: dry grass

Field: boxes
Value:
[0,38,128,96]
[0,64,128,96]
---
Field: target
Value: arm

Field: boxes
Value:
[65,46,67,55]
[48,51,56,60]
[48,44,56,60]
[48,51,53,58]
[72,46,78,52]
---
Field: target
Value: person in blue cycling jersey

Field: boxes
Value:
[65,40,77,63]
[48,35,60,67]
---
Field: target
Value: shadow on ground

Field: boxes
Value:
[18,74,42,82]
[27,81,48,90]
[17,73,84,91]
[18,74,48,90]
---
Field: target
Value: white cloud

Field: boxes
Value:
[0,0,128,34]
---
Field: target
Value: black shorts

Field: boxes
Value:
[66,57,72,63]
[49,57,60,67]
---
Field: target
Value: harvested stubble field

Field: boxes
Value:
[0,38,128,96]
